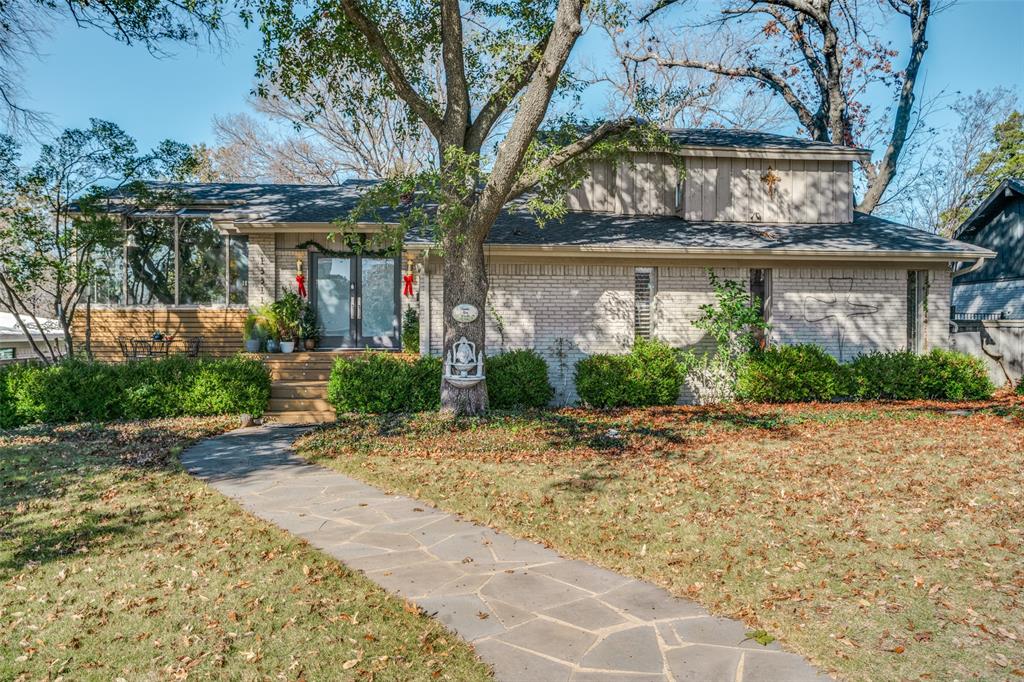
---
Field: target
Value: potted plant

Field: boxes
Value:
[299,302,320,350]
[271,292,303,354]
[255,305,281,353]
[243,313,265,352]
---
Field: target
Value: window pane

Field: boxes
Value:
[90,243,124,305]
[126,218,174,305]
[317,257,351,338]
[178,219,226,305]
[361,257,396,339]
[228,235,249,305]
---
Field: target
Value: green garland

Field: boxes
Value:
[294,235,400,257]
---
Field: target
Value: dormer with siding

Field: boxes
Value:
[567,129,867,224]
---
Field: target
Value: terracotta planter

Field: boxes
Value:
[304,338,317,350]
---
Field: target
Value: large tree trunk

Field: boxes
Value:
[439,232,489,416]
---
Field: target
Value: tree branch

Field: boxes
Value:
[470,0,585,232]
[628,52,825,139]
[439,0,470,141]
[466,30,552,153]
[339,0,444,138]
[507,118,637,199]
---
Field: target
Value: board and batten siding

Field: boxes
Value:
[566,154,853,224]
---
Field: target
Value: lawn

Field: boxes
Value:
[1,417,490,681]
[298,400,1024,682]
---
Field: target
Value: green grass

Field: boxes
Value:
[1,418,490,681]
[299,402,1024,682]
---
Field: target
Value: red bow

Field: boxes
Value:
[402,273,414,296]
[296,273,307,298]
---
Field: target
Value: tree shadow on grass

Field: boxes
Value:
[0,420,214,574]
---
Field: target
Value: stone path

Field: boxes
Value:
[182,426,830,682]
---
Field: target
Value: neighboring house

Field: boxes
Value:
[0,312,66,362]
[73,129,991,403]
[951,178,1024,319]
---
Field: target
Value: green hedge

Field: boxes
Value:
[736,344,852,403]
[328,349,556,413]
[0,356,271,428]
[328,353,442,413]
[574,338,683,408]
[485,349,554,409]
[737,345,994,403]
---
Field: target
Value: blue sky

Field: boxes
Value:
[17,0,1024,158]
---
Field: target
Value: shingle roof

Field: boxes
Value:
[105,179,988,260]
[107,180,380,223]
[665,128,866,154]
[404,210,991,260]
[953,178,1024,239]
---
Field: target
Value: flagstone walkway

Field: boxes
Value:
[182,426,830,682]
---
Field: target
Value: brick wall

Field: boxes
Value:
[247,233,276,306]
[771,266,906,361]
[421,260,954,404]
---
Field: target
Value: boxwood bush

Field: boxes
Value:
[328,349,557,413]
[848,350,926,400]
[0,355,271,428]
[737,345,994,403]
[328,352,442,413]
[486,349,554,409]
[917,348,994,400]
[574,338,683,408]
[736,344,851,403]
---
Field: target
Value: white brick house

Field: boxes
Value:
[78,129,991,404]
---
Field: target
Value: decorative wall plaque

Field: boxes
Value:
[452,303,479,323]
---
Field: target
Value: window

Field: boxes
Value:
[126,217,175,305]
[634,267,657,339]
[178,218,226,305]
[97,216,249,307]
[750,269,772,348]
[0,348,14,360]
[907,270,927,352]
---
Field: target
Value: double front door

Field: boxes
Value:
[312,253,400,348]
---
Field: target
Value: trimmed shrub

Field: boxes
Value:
[401,308,420,354]
[849,351,925,400]
[486,349,554,409]
[919,348,994,400]
[328,352,441,413]
[0,356,270,428]
[736,344,851,403]
[575,338,683,408]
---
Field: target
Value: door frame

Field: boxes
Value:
[309,251,401,349]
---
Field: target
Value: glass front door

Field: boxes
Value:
[312,253,399,348]
[315,256,353,347]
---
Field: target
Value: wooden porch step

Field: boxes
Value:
[270,381,328,400]
[269,368,333,382]
[264,410,337,425]
[267,397,334,413]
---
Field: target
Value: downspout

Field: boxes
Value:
[949,257,987,334]
[951,257,986,280]
[949,257,1012,384]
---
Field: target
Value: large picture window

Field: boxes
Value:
[94,215,248,307]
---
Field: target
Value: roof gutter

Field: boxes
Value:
[403,242,994,263]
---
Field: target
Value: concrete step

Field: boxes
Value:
[264,411,337,425]
[268,397,334,413]
[270,381,328,399]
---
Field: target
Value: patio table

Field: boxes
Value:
[130,337,175,358]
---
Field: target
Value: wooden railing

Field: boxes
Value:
[73,308,248,361]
